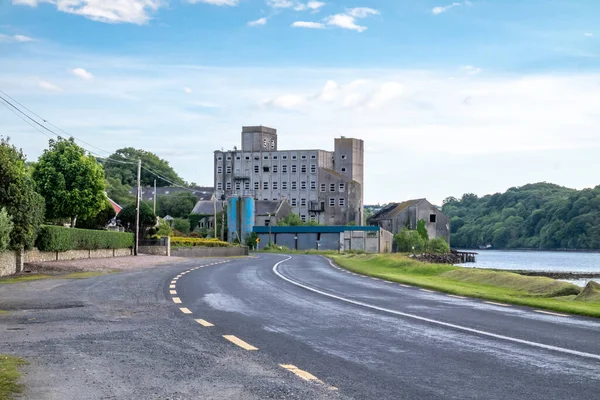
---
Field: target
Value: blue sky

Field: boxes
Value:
[1,0,599,204]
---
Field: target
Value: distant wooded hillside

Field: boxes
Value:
[442,183,600,249]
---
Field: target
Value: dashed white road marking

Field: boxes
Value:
[195,319,214,327]
[534,310,569,317]
[169,290,177,295]
[420,289,434,293]
[448,294,467,299]
[169,284,176,289]
[180,307,192,314]
[172,297,182,304]
[485,301,511,307]
[273,256,600,362]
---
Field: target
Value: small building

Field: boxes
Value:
[190,196,224,231]
[132,186,214,203]
[254,200,293,227]
[367,199,450,244]
[253,225,393,253]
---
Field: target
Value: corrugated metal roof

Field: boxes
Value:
[368,199,424,221]
[255,200,281,216]
[191,200,223,215]
[253,226,379,233]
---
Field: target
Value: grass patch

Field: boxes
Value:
[0,271,111,284]
[0,310,8,315]
[0,355,27,400]
[330,254,600,318]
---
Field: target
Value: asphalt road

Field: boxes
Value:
[175,254,600,400]
[2,254,599,399]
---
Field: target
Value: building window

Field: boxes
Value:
[217,182,223,190]
[300,198,306,206]
[339,198,345,206]
[310,164,316,173]
[301,215,307,222]
[245,156,250,160]
[263,182,269,190]
[291,181,297,190]
[430,214,437,223]
[301,165,307,173]
[282,181,288,190]
[226,182,231,190]
[273,198,278,201]
[341,155,347,160]
[310,214,316,222]
[282,155,288,160]
[330,183,335,192]
[226,166,232,174]
[273,181,278,190]
[263,166,270,173]
[273,155,278,160]
[217,166,223,174]
[235,168,240,175]
[236,156,241,160]
[254,182,259,190]
[254,155,260,160]
[329,198,335,207]
[273,165,278,173]
[292,155,297,160]
[291,198,297,206]
[339,183,345,191]
[320,184,326,192]
[271,140,275,149]
[291,165,297,173]
[244,181,250,190]
[311,154,316,159]
[341,167,346,172]
[301,155,307,160]
[263,155,269,160]
[282,165,288,173]
[235,182,241,190]
[226,156,232,161]
[301,181,307,190]
[217,156,223,161]
[254,165,259,174]
[310,181,316,190]
[263,138,268,148]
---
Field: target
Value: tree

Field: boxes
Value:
[157,192,197,218]
[102,147,185,188]
[393,230,426,253]
[0,138,45,250]
[117,202,156,235]
[0,208,14,251]
[105,176,135,206]
[277,214,303,226]
[416,219,429,241]
[173,218,191,235]
[429,237,450,254]
[77,199,116,230]
[33,137,106,227]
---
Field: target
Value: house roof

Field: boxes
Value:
[191,200,223,215]
[253,226,379,234]
[368,199,425,221]
[255,200,284,216]
[107,198,122,215]
[132,186,214,202]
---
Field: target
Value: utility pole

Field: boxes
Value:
[220,199,225,242]
[153,179,156,215]
[134,159,141,256]
[213,194,217,238]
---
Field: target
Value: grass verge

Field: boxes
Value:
[330,254,600,318]
[0,271,111,284]
[0,355,27,400]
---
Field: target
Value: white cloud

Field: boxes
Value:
[0,33,34,42]
[291,21,325,29]
[365,82,404,109]
[71,68,94,80]
[262,94,307,110]
[12,0,165,24]
[432,2,461,15]
[346,7,379,18]
[316,80,338,101]
[267,0,294,8]
[248,17,267,26]
[584,33,594,37]
[461,65,482,75]
[186,0,239,5]
[325,14,367,32]
[294,1,325,11]
[38,80,61,91]
[184,87,193,94]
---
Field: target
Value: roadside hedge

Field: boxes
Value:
[170,237,231,248]
[36,225,134,252]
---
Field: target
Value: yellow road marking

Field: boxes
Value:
[280,364,336,390]
[420,289,434,293]
[172,297,182,304]
[534,310,569,317]
[169,290,177,295]
[180,307,192,314]
[448,294,467,299]
[223,335,258,350]
[195,319,214,327]
[485,301,511,307]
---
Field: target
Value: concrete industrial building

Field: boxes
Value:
[214,126,364,226]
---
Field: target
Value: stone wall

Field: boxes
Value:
[171,247,249,258]
[0,251,17,277]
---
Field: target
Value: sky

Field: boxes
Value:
[1,0,599,205]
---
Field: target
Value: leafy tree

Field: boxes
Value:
[117,202,156,235]
[77,199,116,230]
[157,192,197,218]
[246,231,258,250]
[102,147,185,188]
[33,137,106,227]
[0,208,14,251]
[393,230,426,253]
[189,214,202,232]
[173,218,191,235]
[105,176,135,207]
[429,237,450,254]
[416,219,429,241]
[277,214,303,226]
[155,218,174,237]
[0,138,45,250]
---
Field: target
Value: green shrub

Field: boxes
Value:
[170,237,231,248]
[173,218,190,235]
[393,230,426,252]
[0,208,14,252]
[36,225,134,252]
[429,237,451,254]
[155,218,173,237]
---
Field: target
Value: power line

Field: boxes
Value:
[0,97,54,139]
